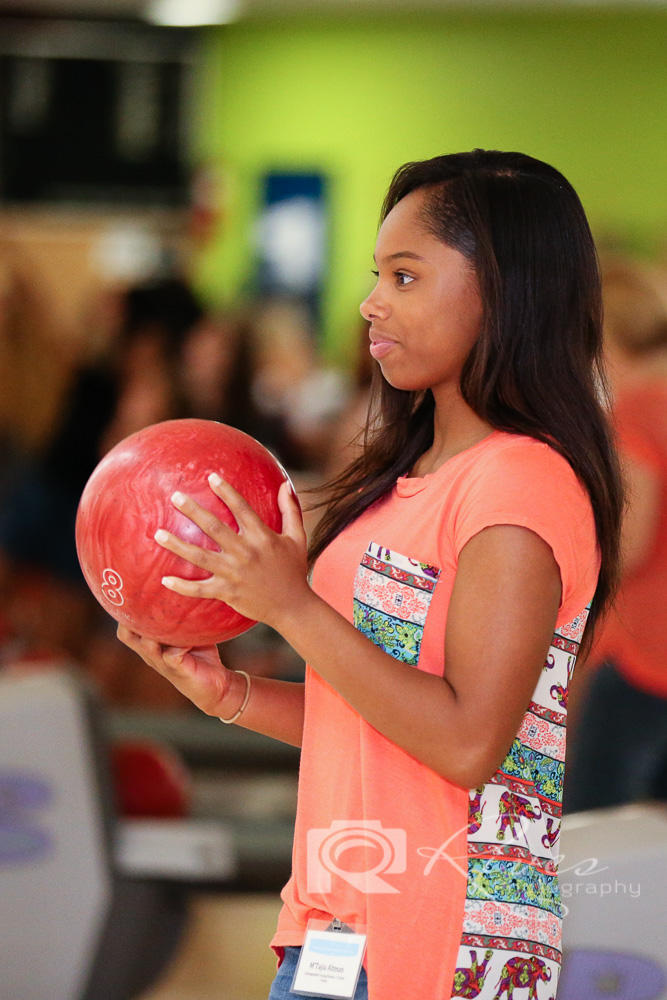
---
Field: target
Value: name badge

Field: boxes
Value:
[290,917,367,998]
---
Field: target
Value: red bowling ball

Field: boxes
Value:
[75,418,295,646]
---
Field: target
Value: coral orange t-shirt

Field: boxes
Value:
[590,377,667,698]
[269,428,600,1000]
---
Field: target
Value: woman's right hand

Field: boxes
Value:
[116,624,236,717]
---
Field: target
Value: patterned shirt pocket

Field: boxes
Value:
[352,541,441,666]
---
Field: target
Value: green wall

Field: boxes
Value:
[192,9,667,362]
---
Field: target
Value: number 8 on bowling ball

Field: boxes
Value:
[75,418,298,646]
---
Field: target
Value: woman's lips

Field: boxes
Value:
[369,337,397,359]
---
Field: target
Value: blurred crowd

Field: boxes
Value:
[1,246,667,814]
[0,257,370,710]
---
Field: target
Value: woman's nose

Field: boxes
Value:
[359,288,389,322]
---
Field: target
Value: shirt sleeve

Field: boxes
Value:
[451,438,598,625]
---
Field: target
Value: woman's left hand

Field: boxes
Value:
[154,475,310,630]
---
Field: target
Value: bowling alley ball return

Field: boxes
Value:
[0,668,300,1000]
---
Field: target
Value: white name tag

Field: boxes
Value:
[290,918,367,999]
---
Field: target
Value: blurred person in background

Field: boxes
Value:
[99,275,205,452]
[0,255,80,662]
[181,297,352,477]
[72,276,206,709]
[179,305,283,451]
[563,256,667,812]
[177,305,320,684]
[323,317,376,482]
[0,255,72,462]
[180,310,254,424]
[0,274,202,710]
[248,297,352,474]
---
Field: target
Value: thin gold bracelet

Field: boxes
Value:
[219,670,252,724]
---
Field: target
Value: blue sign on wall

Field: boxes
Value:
[253,171,328,332]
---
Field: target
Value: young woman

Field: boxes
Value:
[118,149,625,1000]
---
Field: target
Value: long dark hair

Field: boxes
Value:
[308,148,627,663]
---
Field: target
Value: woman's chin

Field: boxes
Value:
[379,368,428,393]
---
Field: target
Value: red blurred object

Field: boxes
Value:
[75,418,297,646]
[110,739,192,819]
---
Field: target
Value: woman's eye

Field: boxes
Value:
[370,269,414,286]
